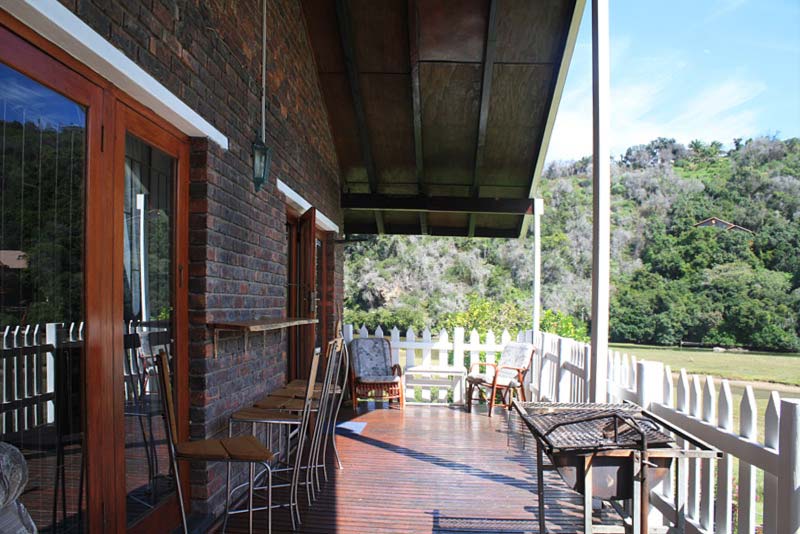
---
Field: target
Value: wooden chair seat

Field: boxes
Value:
[231,406,302,424]
[176,435,273,463]
[176,439,228,460]
[219,436,275,462]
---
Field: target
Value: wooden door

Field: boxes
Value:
[297,207,317,379]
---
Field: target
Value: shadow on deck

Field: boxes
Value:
[224,404,622,534]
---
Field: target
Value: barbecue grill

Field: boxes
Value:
[511,400,721,534]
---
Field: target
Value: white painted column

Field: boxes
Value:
[589,0,610,404]
[531,198,543,334]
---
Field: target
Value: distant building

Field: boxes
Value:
[693,217,753,234]
[0,250,27,269]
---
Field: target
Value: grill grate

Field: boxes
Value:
[515,402,674,452]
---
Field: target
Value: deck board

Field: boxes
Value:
[224,405,623,533]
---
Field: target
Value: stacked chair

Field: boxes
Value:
[158,332,349,534]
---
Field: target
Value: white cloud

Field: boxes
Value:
[545,75,766,162]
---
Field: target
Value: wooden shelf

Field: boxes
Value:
[209,317,317,358]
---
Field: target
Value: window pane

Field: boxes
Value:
[122,133,177,525]
[0,61,86,533]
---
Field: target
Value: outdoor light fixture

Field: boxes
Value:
[252,139,271,192]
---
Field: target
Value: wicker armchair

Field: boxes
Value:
[349,337,405,409]
[465,342,534,416]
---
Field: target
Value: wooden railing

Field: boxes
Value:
[342,324,590,405]
[607,351,800,534]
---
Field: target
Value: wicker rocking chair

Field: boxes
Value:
[349,337,405,409]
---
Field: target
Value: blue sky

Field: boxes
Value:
[546,0,800,162]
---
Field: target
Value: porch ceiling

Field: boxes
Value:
[302,0,582,238]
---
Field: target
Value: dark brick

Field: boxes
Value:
[58,0,345,522]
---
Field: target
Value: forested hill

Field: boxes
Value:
[344,137,800,352]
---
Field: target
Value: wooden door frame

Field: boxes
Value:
[0,13,191,533]
[286,209,334,381]
[113,103,190,534]
[0,22,113,533]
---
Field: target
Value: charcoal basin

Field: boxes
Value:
[551,451,673,501]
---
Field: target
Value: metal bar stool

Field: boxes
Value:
[225,350,322,531]
[155,351,275,534]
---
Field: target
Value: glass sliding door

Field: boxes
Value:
[0,59,87,533]
[115,105,188,533]
[1,19,189,533]
[122,133,176,526]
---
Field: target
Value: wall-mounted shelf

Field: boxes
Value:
[208,317,318,358]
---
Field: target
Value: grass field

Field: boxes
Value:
[609,343,800,387]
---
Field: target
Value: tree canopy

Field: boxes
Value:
[345,136,800,352]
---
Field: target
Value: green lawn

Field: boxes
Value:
[609,343,800,387]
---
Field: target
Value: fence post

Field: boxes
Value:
[556,337,570,402]
[700,376,717,531]
[390,327,400,367]
[405,328,416,401]
[778,398,800,533]
[436,329,449,402]
[421,328,432,401]
[738,386,757,534]
[715,380,733,534]
[453,328,465,404]
[343,324,354,344]
[764,392,781,534]
[469,329,480,370]
[636,360,665,528]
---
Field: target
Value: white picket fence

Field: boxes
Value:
[607,352,800,534]
[343,324,590,406]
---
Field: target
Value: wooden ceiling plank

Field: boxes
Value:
[336,0,384,233]
[469,0,497,237]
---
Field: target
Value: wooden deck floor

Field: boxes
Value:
[225,404,622,534]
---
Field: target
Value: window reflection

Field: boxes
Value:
[0,61,86,533]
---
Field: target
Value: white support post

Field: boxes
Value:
[532,198,543,334]
[589,0,610,404]
[778,398,800,533]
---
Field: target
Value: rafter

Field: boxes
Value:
[408,0,427,235]
[468,0,498,237]
[336,0,385,233]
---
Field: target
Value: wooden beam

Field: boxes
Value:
[344,222,519,238]
[408,0,427,234]
[342,194,536,215]
[335,0,385,233]
[519,0,586,238]
[469,0,498,237]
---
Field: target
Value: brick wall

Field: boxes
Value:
[57,0,344,519]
